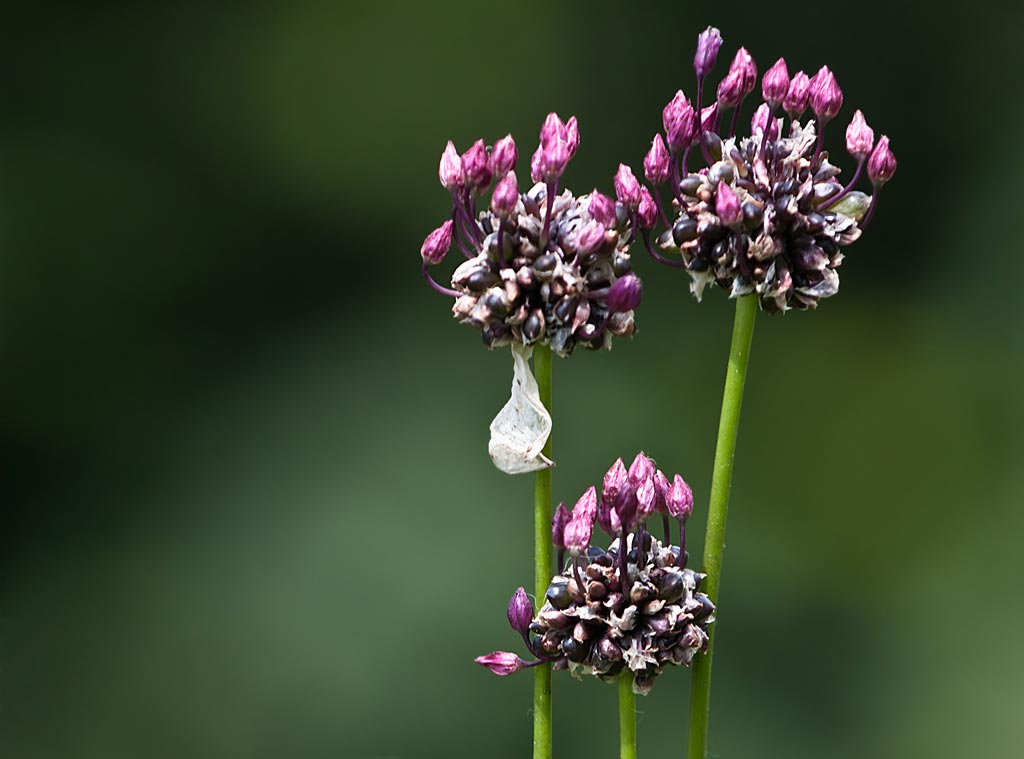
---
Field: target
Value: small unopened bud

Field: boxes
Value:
[663,91,696,153]
[564,514,593,558]
[603,457,629,506]
[540,112,567,148]
[589,190,617,228]
[694,26,723,79]
[665,474,693,521]
[644,133,671,185]
[628,452,656,485]
[718,48,757,107]
[461,139,493,194]
[613,483,639,530]
[715,182,742,227]
[653,470,670,515]
[761,58,790,107]
[491,134,518,177]
[421,220,454,264]
[867,135,896,186]
[575,219,606,255]
[506,587,533,634]
[491,170,519,217]
[439,140,463,191]
[565,116,580,156]
[809,66,843,122]
[573,485,599,522]
[552,502,570,549]
[608,273,643,313]
[637,187,657,229]
[614,164,641,209]
[751,103,778,140]
[475,651,527,676]
[845,110,875,159]
[700,102,719,133]
[783,71,811,118]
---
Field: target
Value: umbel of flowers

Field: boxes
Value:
[420,113,645,356]
[638,27,897,312]
[476,453,715,695]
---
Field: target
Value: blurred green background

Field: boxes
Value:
[3,2,1023,757]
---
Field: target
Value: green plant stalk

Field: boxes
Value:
[687,294,757,759]
[619,672,637,759]
[533,344,553,759]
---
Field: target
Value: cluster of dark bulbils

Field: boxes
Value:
[475,453,715,695]
[638,27,897,312]
[419,114,644,356]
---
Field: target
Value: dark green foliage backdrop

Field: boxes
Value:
[2,2,1022,757]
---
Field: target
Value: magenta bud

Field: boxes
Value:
[564,515,593,558]
[636,476,657,521]
[644,133,671,185]
[662,91,696,153]
[506,587,533,635]
[475,651,527,676]
[665,474,693,522]
[491,170,519,217]
[608,273,643,313]
[573,486,599,522]
[597,492,621,535]
[809,66,843,122]
[537,140,570,183]
[540,112,567,147]
[653,470,670,515]
[530,146,545,184]
[867,135,896,186]
[715,182,742,227]
[613,484,639,530]
[845,110,875,158]
[752,103,778,141]
[701,102,719,133]
[637,187,657,230]
[420,220,454,264]
[783,71,811,118]
[565,116,580,156]
[552,502,571,549]
[614,164,641,209]
[628,452,656,485]
[602,457,629,507]
[575,219,606,255]
[693,26,723,79]
[589,190,617,228]
[461,139,493,194]
[718,48,757,107]
[439,140,464,191]
[762,58,790,108]
[716,68,744,108]
[491,134,518,177]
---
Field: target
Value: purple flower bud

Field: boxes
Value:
[491,134,518,177]
[783,71,811,118]
[614,164,641,209]
[845,110,875,158]
[439,140,463,191]
[602,457,628,507]
[491,170,519,217]
[653,470,670,515]
[613,483,639,531]
[575,219,606,255]
[540,112,567,148]
[637,187,657,230]
[718,48,757,107]
[530,146,544,184]
[608,273,643,313]
[461,139,493,194]
[597,493,621,535]
[475,651,527,676]
[420,220,453,264]
[564,513,593,558]
[644,133,671,185]
[628,452,656,485]
[573,485,599,522]
[589,190,617,228]
[536,139,570,183]
[701,102,719,133]
[506,587,533,634]
[552,502,570,549]
[809,66,843,122]
[867,135,896,186]
[662,91,696,153]
[665,474,693,522]
[751,103,779,141]
[693,26,723,79]
[636,476,657,521]
[565,116,580,156]
[715,182,742,227]
[762,58,790,108]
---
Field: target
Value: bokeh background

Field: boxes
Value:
[3,2,1023,757]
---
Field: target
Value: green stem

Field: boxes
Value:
[687,295,757,759]
[533,344,553,759]
[619,672,637,759]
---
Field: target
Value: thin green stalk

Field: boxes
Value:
[687,294,757,759]
[533,344,553,759]
[619,672,637,759]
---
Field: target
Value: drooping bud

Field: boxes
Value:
[608,273,643,313]
[715,182,742,228]
[475,651,527,676]
[439,140,463,191]
[420,220,454,264]
[614,164,642,209]
[552,502,571,549]
[506,587,533,635]
[575,219,606,255]
[491,170,519,217]
[693,26,723,79]
[809,66,843,122]
[761,58,790,108]
[644,133,671,185]
[663,91,696,153]
[845,110,875,158]
[491,134,518,177]
[461,139,493,194]
[867,136,896,186]
[589,190,617,228]
[565,116,580,156]
[637,187,657,230]
[665,474,693,522]
[783,71,811,118]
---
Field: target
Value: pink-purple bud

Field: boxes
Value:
[662,91,696,153]
[439,140,463,191]
[506,587,533,634]
[752,103,778,141]
[701,102,719,133]
[602,457,628,507]
[613,484,639,531]
[475,651,527,676]
[628,452,656,485]
[867,135,896,185]
[588,190,617,228]
[715,182,742,227]
[761,58,790,108]
[845,110,875,158]
[461,139,493,194]
[636,476,657,521]
[491,170,519,217]
[564,514,593,558]
[540,112,567,148]
[420,220,453,264]
[614,164,641,209]
[718,48,757,107]
[653,470,670,515]
[491,134,518,177]
[694,26,723,79]
[809,66,843,122]
[637,187,657,230]
[783,71,811,118]
[573,486,599,523]
[552,502,570,549]
[644,133,671,185]
[575,219,606,255]
[608,273,643,313]
[597,493,621,536]
[565,116,580,156]
[665,474,693,521]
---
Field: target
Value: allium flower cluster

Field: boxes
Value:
[420,114,644,355]
[639,27,897,312]
[476,453,713,695]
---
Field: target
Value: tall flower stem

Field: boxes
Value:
[533,343,553,759]
[687,294,757,759]
[619,672,637,759]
